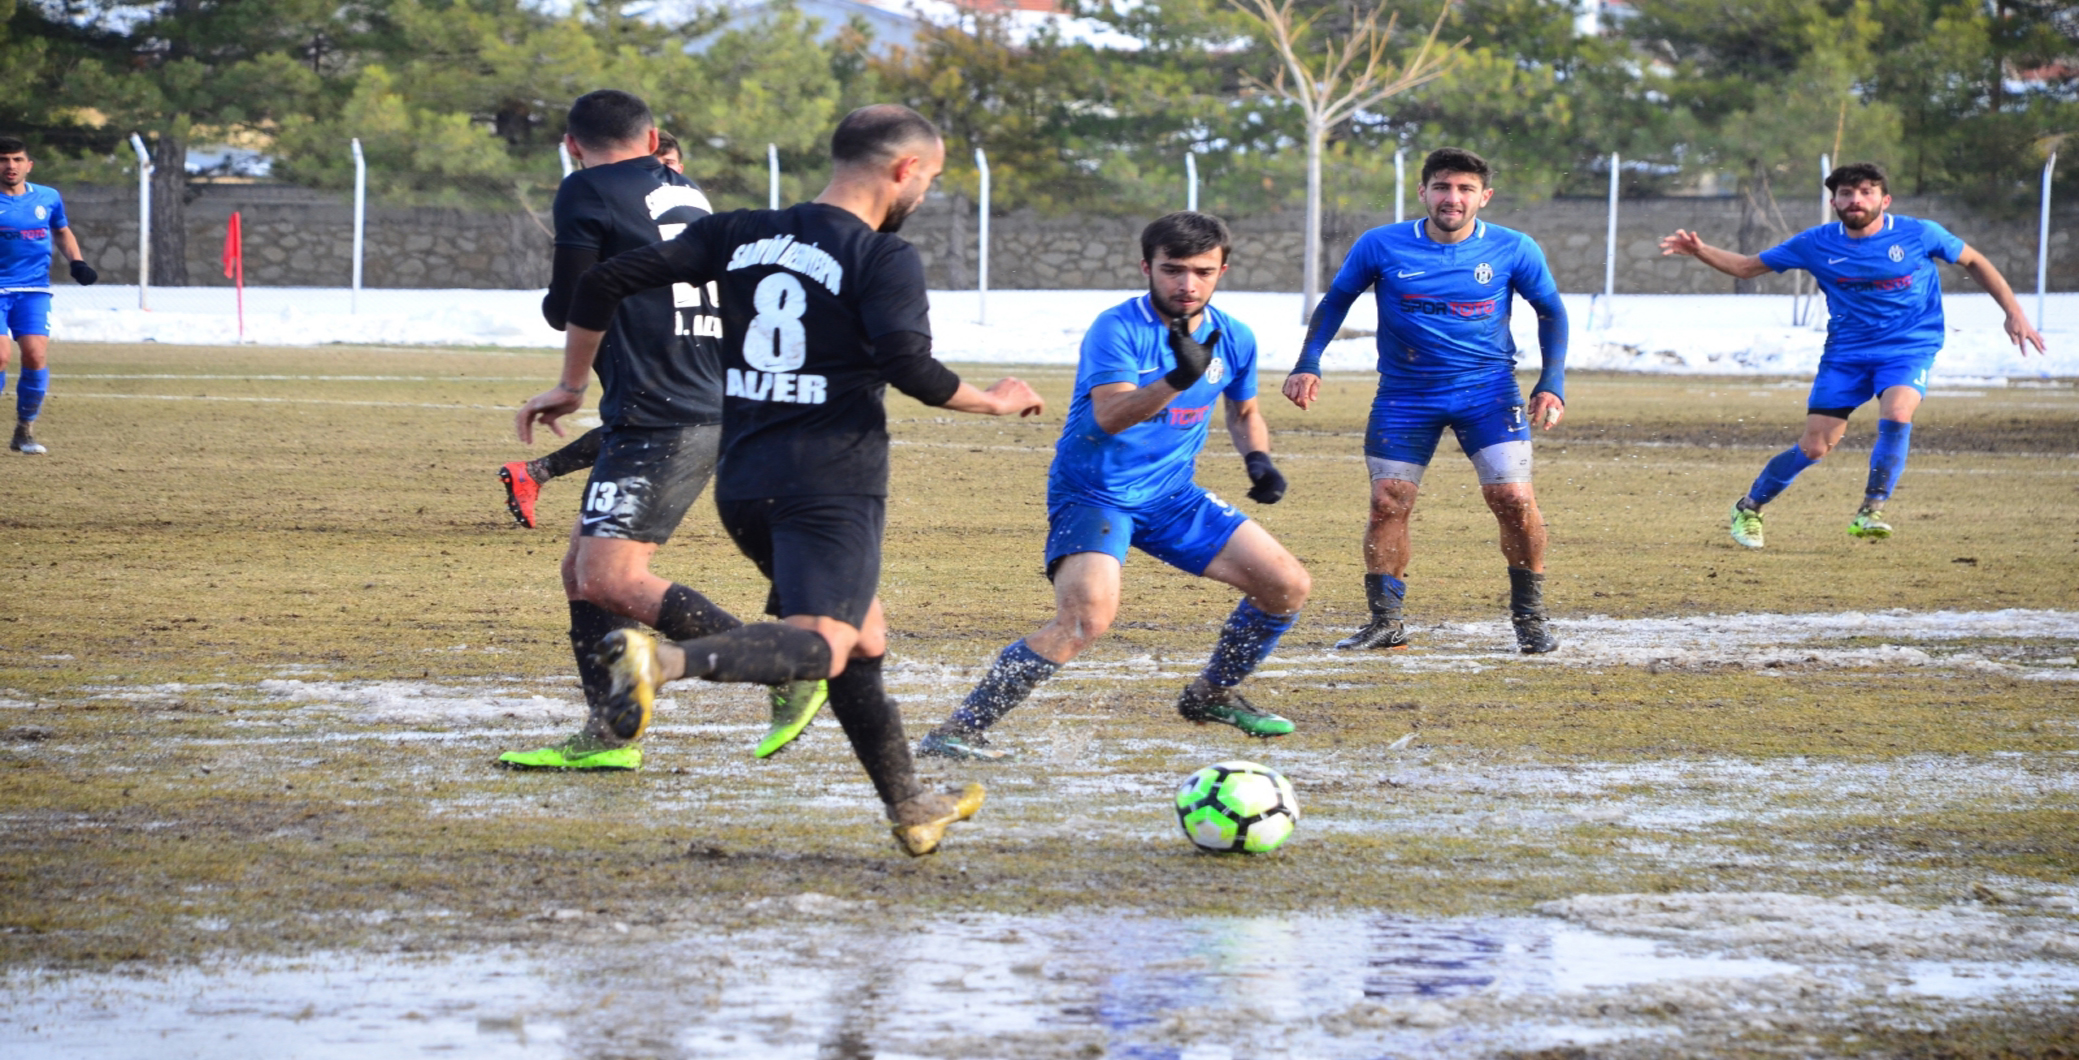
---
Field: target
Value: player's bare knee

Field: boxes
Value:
[1798,437,1833,461]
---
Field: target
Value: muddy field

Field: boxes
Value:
[0,343,2075,1058]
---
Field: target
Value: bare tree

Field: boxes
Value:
[1229,0,1461,319]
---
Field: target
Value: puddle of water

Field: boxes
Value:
[10,906,2059,1060]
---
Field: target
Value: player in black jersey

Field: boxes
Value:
[500,130,691,530]
[537,104,1045,856]
[500,92,825,772]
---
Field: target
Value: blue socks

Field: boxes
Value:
[1363,572,1406,619]
[1202,598,1300,689]
[1745,445,1820,507]
[15,367,46,422]
[1865,419,1912,505]
[947,640,1060,734]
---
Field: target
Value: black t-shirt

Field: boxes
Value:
[552,156,724,427]
[568,202,941,501]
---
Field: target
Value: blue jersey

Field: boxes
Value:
[1049,295,1259,510]
[1758,213,1963,360]
[0,184,67,292]
[1290,219,1569,398]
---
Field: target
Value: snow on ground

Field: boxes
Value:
[48,285,2079,380]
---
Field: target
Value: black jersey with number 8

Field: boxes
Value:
[566,202,936,502]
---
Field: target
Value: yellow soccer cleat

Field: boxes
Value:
[592,629,662,743]
[890,782,986,857]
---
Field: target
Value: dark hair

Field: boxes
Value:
[566,90,654,152]
[1825,162,1889,194]
[829,104,940,168]
[1140,211,1232,264]
[0,136,26,157]
[654,129,680,156]
[1420,147,1491,187]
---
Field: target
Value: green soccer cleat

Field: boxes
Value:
[497,732,642,771]
[917,727,1012,761]
[1729,500,1765,549]
[1176,681,1294,738]
[754,679,828,758]
[592,629,662,743]
[1848,506,1892,539]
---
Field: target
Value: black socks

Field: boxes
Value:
[569,600,639,709]
[655,583,742,642]
[825,655,925,808]
[1508,567,1546,619]
[533,426,606,481]
[676,622,833,685]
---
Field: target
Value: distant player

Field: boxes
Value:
[497,91,827,772]
[527,104,1046,855]
[500,129,692,529]
[1661,162,2046,547]
[0,136,97,455]
[1283,147,1568,655]
[915,211,1310,760]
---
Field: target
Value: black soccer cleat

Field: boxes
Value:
[1335,616,1409,650]
[1512,614,1559,654]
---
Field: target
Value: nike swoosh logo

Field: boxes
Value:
[1827,256,1849,264]
[580,514,615,525]
[1396,269,1425,278]
[1139,366,1163,376]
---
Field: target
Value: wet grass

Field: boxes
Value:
[1,345,2076,1054]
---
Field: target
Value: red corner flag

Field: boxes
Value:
[221,211,245,339]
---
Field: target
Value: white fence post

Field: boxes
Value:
[1394,148,1405,223]
[351,138,366,314]
[1799,153,1831,328]
[127,133,151,309]
[557,141,574,177]
[1603,152,1619,301]
[1185,152,1198,212]
[2038,152,2056,331]
[768,144,780,209]
[976,148,991,326]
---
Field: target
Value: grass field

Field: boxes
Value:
[1,342,2075,1058]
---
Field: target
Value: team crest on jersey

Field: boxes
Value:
[1888,244,1905,262]
[1473,262,1493,284]
[1204,356,1226,386]
[32,206,45,220]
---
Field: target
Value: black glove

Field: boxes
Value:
[69,260,98,286]
[1244,451,1286,504]
[1163,315,1220,391]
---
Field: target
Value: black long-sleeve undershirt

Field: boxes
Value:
[540,244,600,331]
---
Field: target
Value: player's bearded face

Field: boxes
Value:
[0,153,27,190]
[1421,172,1492,233]
[880,140,946,234]
[1144,248,1228,322]
[1830,182,1890,229]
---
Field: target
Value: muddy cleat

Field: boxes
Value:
[1512,614,1560,654]
[1335,616,1409,650]
[889,782,986,857]
[1848,506,1892,539]
[500,461,540,528]
[10,422,45,455]
[1176,680,1294,738]
[592,629,662,743]
[754,679,828,758]
[496,732,641,771]
[917,727,1011,761]
[1729,500,1765,549]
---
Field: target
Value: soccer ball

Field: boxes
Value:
[1174,760,1299,854]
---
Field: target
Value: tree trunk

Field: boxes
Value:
[150,129,189,286]
[1303,117,1324,323]
[1734,159,1763,295]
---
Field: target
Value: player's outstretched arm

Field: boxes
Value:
[942,377,1045,417]
[516,326,600,444]
[1659,229,1771,279]
[1956,245,2047,356]
[1284,283,1364,410]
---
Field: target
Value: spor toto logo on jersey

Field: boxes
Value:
[1889,244,1905,262]
[1204,356,1226,386]
[1474,263,1494,284]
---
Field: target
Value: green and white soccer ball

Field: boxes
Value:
[1174,760,1299,854]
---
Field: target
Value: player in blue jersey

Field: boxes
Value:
[915,212,1311,759]
[1283,148,1569,656]
[1660,161,2045,548]
[0,136,98,456]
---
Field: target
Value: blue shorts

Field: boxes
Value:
[1365,371,1533,486]
[1045,485,1249,577]
[0,291,51,338]
[1807,352,1934,415]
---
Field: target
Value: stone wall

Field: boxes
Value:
[48,182,2076,294]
